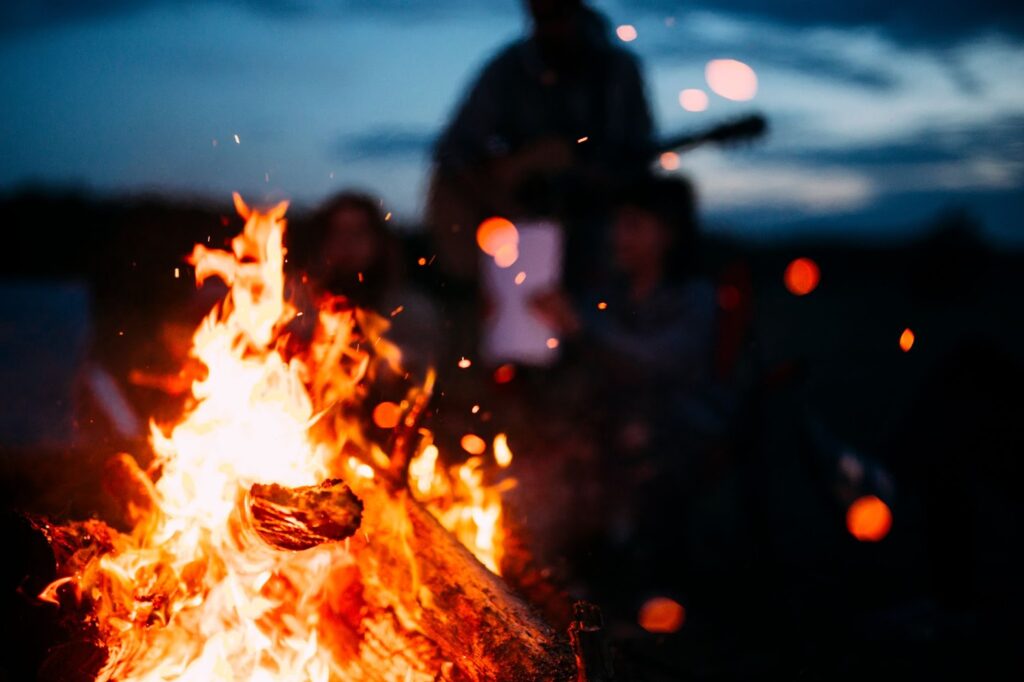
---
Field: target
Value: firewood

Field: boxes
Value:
[245,478,363,551]
[352,483,576,682]
[568,602,615,682]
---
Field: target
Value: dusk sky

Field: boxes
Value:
[2,1,1022,243]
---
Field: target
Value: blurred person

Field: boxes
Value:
[531,175,730,606]
[306,191,442,378]
[428,0,653,294]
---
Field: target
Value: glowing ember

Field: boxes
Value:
[899,328,915,352]
[372,401,402,429]
[846,495,892,542]
[784,257,820,296]
[705,59,758,101]
[36,194,522,681]
[638,597,685,633]
[461,434,487,456]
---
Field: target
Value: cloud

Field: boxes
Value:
[620,0,1024,45]
[772,115,1024,174]
[0,0,514,35]
[331,127,436,160]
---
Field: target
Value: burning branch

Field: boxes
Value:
[244,479,363,552]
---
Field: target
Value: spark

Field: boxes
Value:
[458,357,472,369]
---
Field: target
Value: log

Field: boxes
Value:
[351,483,577,682]
[245,478,363,551]
[568,602,615,682]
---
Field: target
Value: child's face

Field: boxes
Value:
[612,206,672,276]
[322,206,379,275]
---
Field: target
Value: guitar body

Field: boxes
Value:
[425,113,768,288]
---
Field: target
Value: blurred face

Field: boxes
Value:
[612,206,672,276]
[322,205,379,276]
[527,0,583,65]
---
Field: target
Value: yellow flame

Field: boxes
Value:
[39,196,516,681]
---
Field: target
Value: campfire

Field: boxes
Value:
[32,195,581,681]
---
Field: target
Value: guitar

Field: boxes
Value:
[427,113,769,282]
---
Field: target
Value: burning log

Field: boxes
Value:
[353,483,577,682]
[244,478,363,551]
[33,196,582,681]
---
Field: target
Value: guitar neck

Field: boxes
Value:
[651,112,768,159]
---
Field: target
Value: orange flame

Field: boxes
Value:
[39,195,516,680]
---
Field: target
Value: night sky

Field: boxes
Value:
[2,0,1022,242]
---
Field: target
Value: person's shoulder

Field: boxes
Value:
[603,43,644,76]
[478,39,532,77]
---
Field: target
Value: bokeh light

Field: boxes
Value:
[705,59,758,101]
[846,495,892,542]
[460,433,487,456]
[638,596,686,633]
[372,401,401,429]
[678,88,709,112]
[493,243,519,268]
[659,151,680,170]
[899,328,915,352]
[616,24,638,42]
[784,257,820,296]
[476,216,518,256]
[493,363,516,384]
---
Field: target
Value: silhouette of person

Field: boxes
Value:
[428,0,654,290]
[306,191,442,377]
[531,175,724,605]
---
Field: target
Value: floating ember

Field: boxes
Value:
[34,194,575,681]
